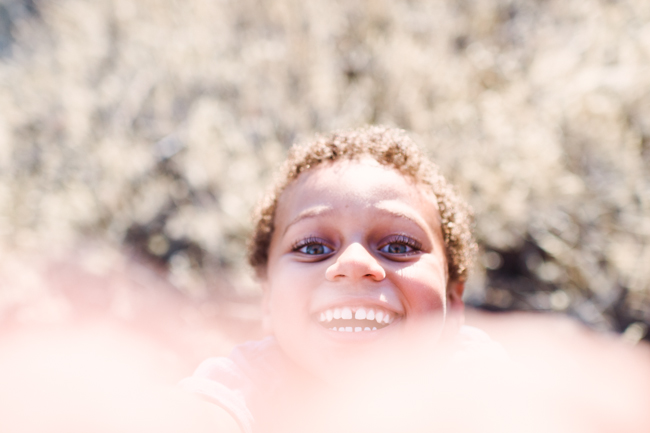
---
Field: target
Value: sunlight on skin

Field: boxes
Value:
[263,160,457,382]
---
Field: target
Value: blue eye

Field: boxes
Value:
[293,237,334,255]
[299,244,333,255]
[379,235,421,255]
[380,243,412,254]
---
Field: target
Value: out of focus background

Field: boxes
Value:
[0,0,649,366]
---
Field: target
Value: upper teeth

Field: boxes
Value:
[317,306,394,330]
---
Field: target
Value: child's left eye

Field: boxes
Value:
[378,235,422,255]
[379,243,413,254]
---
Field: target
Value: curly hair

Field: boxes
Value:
[248,126,476,282]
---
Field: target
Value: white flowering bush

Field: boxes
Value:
[0,0,648,339]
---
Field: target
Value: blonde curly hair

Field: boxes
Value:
[248,126,476,282]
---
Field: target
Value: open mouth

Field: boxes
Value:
[316,306,397,332]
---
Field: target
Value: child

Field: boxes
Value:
[181,126,502,433]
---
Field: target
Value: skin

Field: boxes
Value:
[262,158,464,381]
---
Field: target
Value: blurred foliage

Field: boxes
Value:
[0,0,39,57]
[0,0,648,340]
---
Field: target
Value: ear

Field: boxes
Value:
[445,279,465,334]
[260,280,273,336]
[447,279,465,312]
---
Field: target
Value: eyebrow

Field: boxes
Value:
[282,205,334,235]
[373,201,436,239]
[281,200,438,239]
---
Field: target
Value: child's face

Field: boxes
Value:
[262,158,464,380]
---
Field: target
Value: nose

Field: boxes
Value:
[325,243,386,282]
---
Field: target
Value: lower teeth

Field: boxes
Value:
[329,327,378,332]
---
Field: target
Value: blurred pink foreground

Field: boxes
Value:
[1,313,648,433]
[0,252,648,432]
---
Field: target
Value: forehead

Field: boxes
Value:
[276,159,442,232]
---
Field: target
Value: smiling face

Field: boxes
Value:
[262,158,464,381]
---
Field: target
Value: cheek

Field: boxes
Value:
[267,262,312,319]
[395,261,447,313]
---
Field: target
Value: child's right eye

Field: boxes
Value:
[293,238,334,255]
[299,244,333,255]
